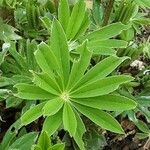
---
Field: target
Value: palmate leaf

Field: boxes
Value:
[14,15,137,150]
[21,102,46,125]
[71,94,137,111]
[14,83,56,100]
[72,56,129,90]
[73,103,124,134]
[71,75,134,98]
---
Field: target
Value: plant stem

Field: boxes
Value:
[144,137,150,150]
[102,0,114,26]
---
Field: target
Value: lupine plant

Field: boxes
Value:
[14,19,136,149]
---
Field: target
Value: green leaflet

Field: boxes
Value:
[43,98,64,116]
[85,22,129,41]
[0,21,21,41]
[72,56,128,90]
[21,102,46,125]
[67,41,92,90]
[9,132,38,150]
[74,103,124,134]
[43,110,62,136]
[66,0,86,39]
[133,18,150,25]
[58,0,70,31]
[71,94,137,111]
[92,0,102,25]
[51,19,70,87]
[74,11,90,39]
[91,47,116,55]
[136,133,149,140]
[88,39,128,48]
[40,16,52,33]
[34,42,60,76]
[37,131,51,150]
[71,75,134,98]
[63,103,77,137]
[135,120,150,133]
[33,145,42,150]
[14,83,56,100]
[32,72,61,95]
[74,111,86,150]
[26,39,37,70]
[8,42,27,70]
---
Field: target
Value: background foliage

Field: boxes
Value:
[0,0,150,149]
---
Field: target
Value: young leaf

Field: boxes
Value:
[21,102,46,125]
[51,19,70,86]
[34,42,60,76]
[63,103,77,136]
[58,0,70,31]
[14,83,56,100]
[72,56,128,90]
[74,103,124,134]
[43,98,64,116]
[66,0,86,39]
[71,94,137,111]
[67,41,92,89]
[43,110,62,136]
[32,72,61,95]
[71,75,134,98]
[37,131,51,150]
[85,22,129,41]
